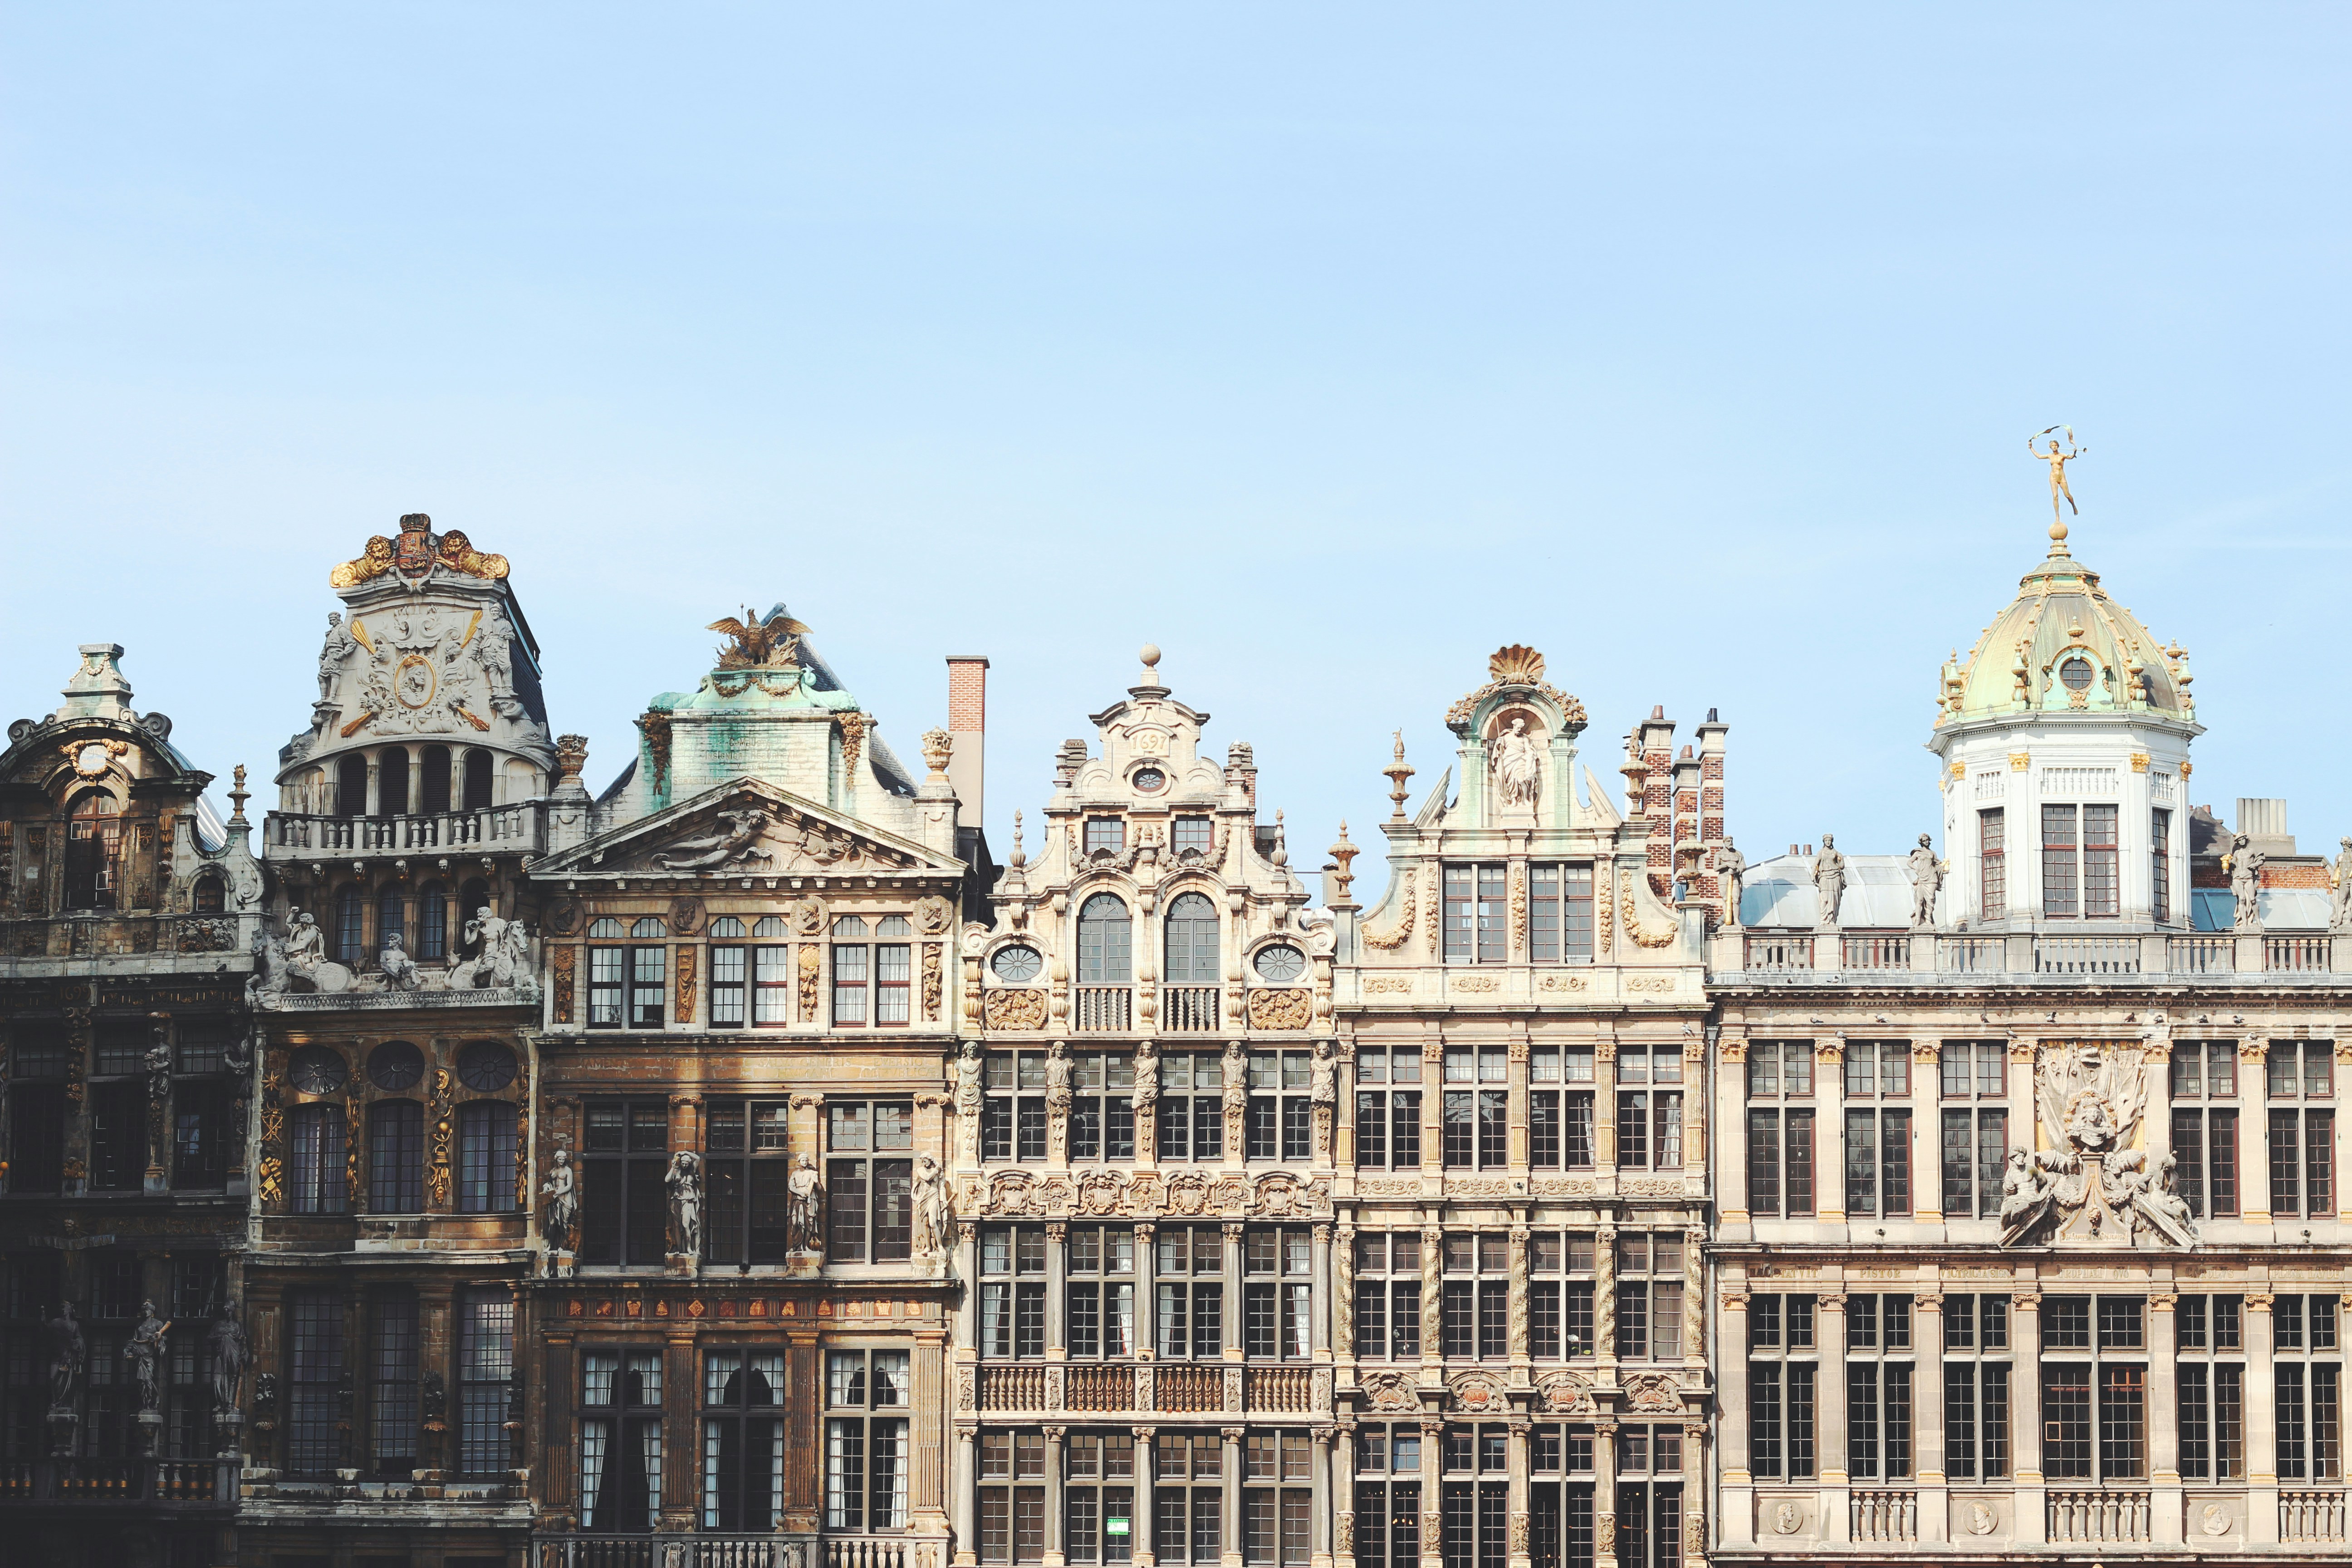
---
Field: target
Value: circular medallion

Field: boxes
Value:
[368,1040,426,1092]
[544,897,584,936]
[73,742,110,777]
[991,945,1044,983]
[395,654,437,709]
[668,896,705,934]
[457,1040,518,1092]
[288,1045,348,1096]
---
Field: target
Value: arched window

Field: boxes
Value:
[1078,894,1132,985]
[369,1100,425,1212]
[191,871,226,914]
[64,788,121,911]
[378,886,406,960]
[337,754,367,819]
[289,1102,348,1214]
[457,1101,519,1213]
[334,885,367,964]
[416,883,450,961]
[462,749,494,810]
[377,748,410,818]
[420,745,453,815]
[1164,892,1220,984]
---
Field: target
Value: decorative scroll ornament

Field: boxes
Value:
[1621,871,1678,949]
[2001,1042,2195,1249]
[329,514,510,588]
[1362,871,1416,951]
[1444,645,1590,736]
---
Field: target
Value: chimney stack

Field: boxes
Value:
[945,657,989,834]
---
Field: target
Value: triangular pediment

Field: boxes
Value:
[536,779,960,880]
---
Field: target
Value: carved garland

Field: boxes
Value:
[1510,862,1529,953]
[922,944,943,1023]
[1362,872,1416,951]
[426,1067,455,1209]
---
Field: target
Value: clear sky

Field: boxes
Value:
[6,6,2349,880]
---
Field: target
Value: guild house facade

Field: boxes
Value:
[0,444,2345,1568]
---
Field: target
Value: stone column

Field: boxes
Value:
[1591,1418,1618,1568]
[1419,1223,1444,1377]
[1333,1221,1356,1364]
[1507,1224,1531,1377]
[1718,1039,1751,1235]
[1680,1034,1707,1171]
[1593,1042,1618,1172]
[1421,1037,1445,1181]
[1048,1222,1070,1364]
[1718,1293,1754,1549]
[1679,1419,1707,1568]
[1911,1044,1943,1224]
[1312,1224,1334,1357]
[662,1328,701,1531]
[956,1223,982,1347]
[912,1328,950,1534]
[1420,1418,1447,1568]
[1223,1224,1247,1362]
[365,754,383,818]
[1223,1426,1247,1568]
[1045,1425,1069,1566]
[1508,1029,1531,1169]
[1815,1293,1849,1543]
[2241,1042,2275,1224]
[1135,1224,1159,1372]
[2245,1291,2280,1544]
[953,1426,980,1567]
[1913,1293,1947,1544]
[1133,1425,1158,1567]
[2148,1292,2183,1546]
[1313,1425,1336,1568]
[1592,1225,1617,1365]
[1506,1420,1532,1568]
[1817,1040,1847,1226]
[2010,1293,2045,1545]
[406,751,424,814]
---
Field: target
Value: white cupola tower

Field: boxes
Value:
[1926,509,2202,930]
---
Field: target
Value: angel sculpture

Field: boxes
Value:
[709,605,812,670]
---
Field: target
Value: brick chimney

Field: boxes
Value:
[945,656,989,833]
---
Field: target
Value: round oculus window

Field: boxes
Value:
[368,1040,426,1092]
[2059,656,2095,692]
[992,945,1044,983]
[456,1040,518,1093]
[1132,767,1166,793]
[288,1045,348,1096]
[1254,945,1307,982]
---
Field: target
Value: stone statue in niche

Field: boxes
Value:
[1907,834,1945,931]
[787,1154,825,1255]
[541,1147,578,1250]
[1490,716,1543,809]
[1044,1042,1073,1117]
[2229,834,2265,932]
[1813,834,1846,930]
[665,1151,704,1259]
[124,1301,169,1415]
[317,612,359,703]
[47,1303,84,1411]
[206,1311,247,1413]
[473,604,522,717]
[912,1153,952,1260]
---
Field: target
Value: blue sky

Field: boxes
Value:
[5,6,2349,876]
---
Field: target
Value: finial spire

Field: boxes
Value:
[1382,730,1416,819]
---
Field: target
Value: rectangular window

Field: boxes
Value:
[1979,808,2005,918]
[828,1100,914,1263]
[2151,808,2173,924]
[628,944,666,1027]
[580,1349,662,1532]
[1353,1046,1422,1171]
[1613,1234,1685,1363]
[705,1098,794,1265]
[2171,1041,2241,1218]
[1066,1431,1136,1565]
[2042,804,2079,918]
[754,942,793,1027]
[1527,1231,1596,1362]
[710,943,747,1026]
[458,1290,514,1477]
[702,1349,789,1530]
[1939,1041,2008,1220]
[2082,803,2120,917]
[369,1291,419,1474]
[2176,1298,2245,1481]
[2268,1042,2335,1218]
[1745,1042,1815,1217]
[1529,864,1596,964]
[1353,1233,1424,1362]
[581,1099,670,1266]
[1085,818,1125,856]
[1841,1041,1910,1218]
[588,946,626,1026]
[285,1289,344,1477]
[827,1348,911,1529]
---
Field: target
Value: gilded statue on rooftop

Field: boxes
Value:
[2029,426,2086,534]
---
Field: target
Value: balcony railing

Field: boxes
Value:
[541,1541,797,1568]
[1848,1490,1916,1542]
[828,1540,944,1568]
[1066,1365,1134,1411]
[2281,1490,2348,1543]
[1245,1366,1317,1414]
[2035,937,2141,975]
[2046,1490,2150,1543]
[268,804,544,860]
[1155,1364,1224,1413]
[0,1457,234,1505]
[1074,987,1132,1032]
[1839,934,1910,970]
[1743,935,1812,972]
[1938,936,2005,973]
[977,1365,1047,1411]
[2268,936,2333,972]
[1162,985,1221,1032]
[2169,936,2235,974]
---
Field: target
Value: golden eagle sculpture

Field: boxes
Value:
[709,605,812,670]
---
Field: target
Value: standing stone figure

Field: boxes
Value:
[206,1312,248,1413]
[1907,833,1945,931]
[911,1153,952,1260]
[283,910,326,980]
[2332,838,2352,933]
[1714,840,1748,923]
[1044,1041,1073,1117]
[47,1303,84,1410]
[317,611,359,702]
[124,1301,169,1415]
[1309,1039,1338,1106]
[1813,834,1847,931]
[1490,717,1544,809]
[2229,834,2265,932]
[787,1155,825,1255]
[541,1148,578,1250]
[379,930,424,991]
[665,1151,704,1259]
